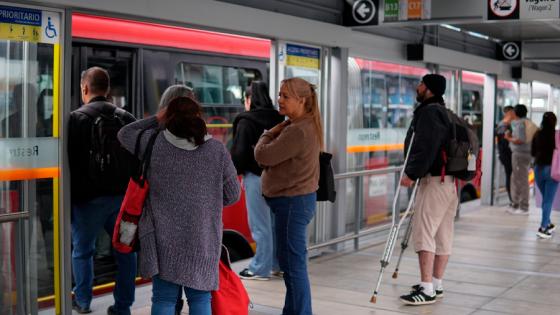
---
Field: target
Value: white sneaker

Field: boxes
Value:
[510,209,529,216]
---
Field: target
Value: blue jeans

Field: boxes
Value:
[243,172,278,276]
[534,165,559,229]
[71,195,136,313]
[266,193,316,315]
[151,276,211,315]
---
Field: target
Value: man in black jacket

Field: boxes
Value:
[231,81,284,280]
[68,67,136,314]
[399,74,457,305]
[496,106,514,206]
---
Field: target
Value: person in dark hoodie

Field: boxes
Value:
[231,81,284,280]
[399,74,456,306]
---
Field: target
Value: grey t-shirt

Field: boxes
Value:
[510,118,531,155]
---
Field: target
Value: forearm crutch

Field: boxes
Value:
[392,210,414,279]
[370,133,419,303]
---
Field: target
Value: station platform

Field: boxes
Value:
[73,201,560,315]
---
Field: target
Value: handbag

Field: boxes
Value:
[551,131,560,181]
[316,151,336,202]
[112,129,160,254]
[211,245,250,315]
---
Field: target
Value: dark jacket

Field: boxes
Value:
[531,129,555,166]
[404,96,451,180]
[496,121,512,163]
[231,109,284,176]
[68,96,136,203]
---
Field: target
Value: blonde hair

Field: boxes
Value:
[281,77,324,150]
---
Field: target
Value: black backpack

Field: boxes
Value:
[82,106,137,194]
[443,109,480,181]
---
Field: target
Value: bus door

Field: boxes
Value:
[72,44,136,115]
[0,4,63,314]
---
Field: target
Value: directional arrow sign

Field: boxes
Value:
[498,42,521,61]
[352,0,376,24]
[344,0,378,26]
[356,3,371,19]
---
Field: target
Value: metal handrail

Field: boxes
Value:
[0,211,30,223]
[310,165,406,252]
[334,165,403,180]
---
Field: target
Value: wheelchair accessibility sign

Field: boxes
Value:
[0,5,60,44]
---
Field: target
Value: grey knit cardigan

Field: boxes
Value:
[118,117,240,291]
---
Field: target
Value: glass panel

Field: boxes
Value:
[174,62,262,148]
[84,47,133,113]
[439,69,459,113]
[530,81,550,125]
[347,57,426,228]
[519,82,531,107]
[461,71,484,142]
[0,32,58,314]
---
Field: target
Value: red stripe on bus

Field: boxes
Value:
[72,14,271,59]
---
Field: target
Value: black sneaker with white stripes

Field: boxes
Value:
[412,284,443,298]
[547,223,556,232]
[400,285,437,305]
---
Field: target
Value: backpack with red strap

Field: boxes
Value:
[440,108,481,182]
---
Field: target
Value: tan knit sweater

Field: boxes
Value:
[255,116,320,197]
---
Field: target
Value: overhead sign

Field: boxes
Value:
[520,0,559,19]
[488,0,559,20]
[387,0,431,22]
[496,41,522,61]
[384,0,399,22]
[0,5,60,44]
[343,0,379,26]
[286,43,320,69]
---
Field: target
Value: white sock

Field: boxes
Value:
[420,282,434,296]
[433,277,443,291]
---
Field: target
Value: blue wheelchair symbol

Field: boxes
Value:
[45,17,57,39]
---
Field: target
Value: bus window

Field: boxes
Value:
[175,62,261,106]
[174,62,262,147]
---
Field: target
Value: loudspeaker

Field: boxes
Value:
[512,66,522,79]
[407,44,424,61]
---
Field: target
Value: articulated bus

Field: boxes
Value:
[69,13,272,299]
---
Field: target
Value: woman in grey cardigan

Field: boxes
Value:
[118,96,240,315]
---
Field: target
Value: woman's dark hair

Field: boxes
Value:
[157,96,207,146]
[249,81,273,110]
[514,104,528,118]
[541,111,557,132]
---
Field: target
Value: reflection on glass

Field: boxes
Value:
[347,57,427,227]
[0,39,55,313]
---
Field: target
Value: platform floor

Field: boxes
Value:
[78,202,560,315]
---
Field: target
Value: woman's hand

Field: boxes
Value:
[268,120,290,137]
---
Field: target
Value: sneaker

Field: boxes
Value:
[239,268,270,281]
[400,286,436,305]
[72,299,92,314]
[537,227,553,239]
[412,284,443,298]
[271,270,284,278]
[107,306,116,315]
[547,223,556,232]
[508,208,529,216]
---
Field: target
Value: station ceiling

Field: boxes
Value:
[456,20,560,41]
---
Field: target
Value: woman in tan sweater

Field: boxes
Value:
[255,77,322,315]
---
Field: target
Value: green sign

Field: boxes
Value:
[384,0,399,22]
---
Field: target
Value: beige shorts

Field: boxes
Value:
[411,176,458,255]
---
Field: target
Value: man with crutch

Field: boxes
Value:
[399,74,457,305]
